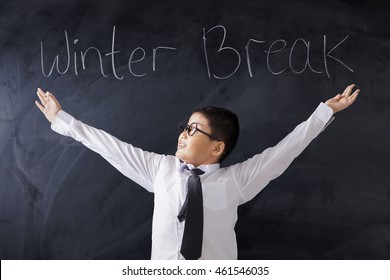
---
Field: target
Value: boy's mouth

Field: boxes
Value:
[177,142,186,149]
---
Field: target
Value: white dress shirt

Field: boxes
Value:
[50,102,334,259]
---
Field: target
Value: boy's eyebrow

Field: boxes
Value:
[190,121,206,128]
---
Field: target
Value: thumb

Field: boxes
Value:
[334,94,341,100]
[48,94,61,108]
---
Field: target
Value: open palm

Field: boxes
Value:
[325,84,360,114]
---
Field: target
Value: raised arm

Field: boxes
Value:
[232,84,360,204]
[35,88,164,192]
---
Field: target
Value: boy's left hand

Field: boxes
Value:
[325,84,360,114]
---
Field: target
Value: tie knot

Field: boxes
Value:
[190,168,205,176]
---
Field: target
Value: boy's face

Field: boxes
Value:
[175,112,224,167]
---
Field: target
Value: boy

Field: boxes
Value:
[35,84,359,259]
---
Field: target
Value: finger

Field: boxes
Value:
[334,94,342,100]
[44,91,52,103]
[37,87,45,98]
[36,91,46,105]
[348,90,359,103]
[344,92,359,107]
[35,100,45,112]
[37,88,45,94]
[37,88,47,100]
[46,94,55,104]
[341,84,354,97]
[342,84,355,97]
[349,89,359,98]
[50,93,59,103]
[49,95,59,107]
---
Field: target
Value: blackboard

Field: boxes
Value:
[1,0,389,259]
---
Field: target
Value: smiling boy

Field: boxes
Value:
[35,84,359,259]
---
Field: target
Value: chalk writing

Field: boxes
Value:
[40,25,353,80]
[203,25,241,79]
[203,25,353,79]
[40,26,177,80]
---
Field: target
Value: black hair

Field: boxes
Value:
[192,106,239,163]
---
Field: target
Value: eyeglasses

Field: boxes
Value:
[178,121,219,141]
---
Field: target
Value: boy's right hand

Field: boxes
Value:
[35,88,62,124]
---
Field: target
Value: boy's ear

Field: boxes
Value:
[212,141,225,157]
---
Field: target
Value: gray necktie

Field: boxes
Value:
[177,168,205,260]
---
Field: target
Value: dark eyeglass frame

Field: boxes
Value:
[179,121,219,141]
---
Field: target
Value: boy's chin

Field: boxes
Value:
[175,151,191,164]
[175,150,184,161]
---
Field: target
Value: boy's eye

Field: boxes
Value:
[188,123,198,135]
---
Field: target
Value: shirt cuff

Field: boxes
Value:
[317,102,335,132]
[50,110,74,136]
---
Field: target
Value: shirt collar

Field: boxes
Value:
[179,161,220,175]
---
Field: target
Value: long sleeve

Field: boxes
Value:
[50,110,165,192]
[231,102,334,204]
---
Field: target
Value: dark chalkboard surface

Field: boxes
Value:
[1,0,389,259]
